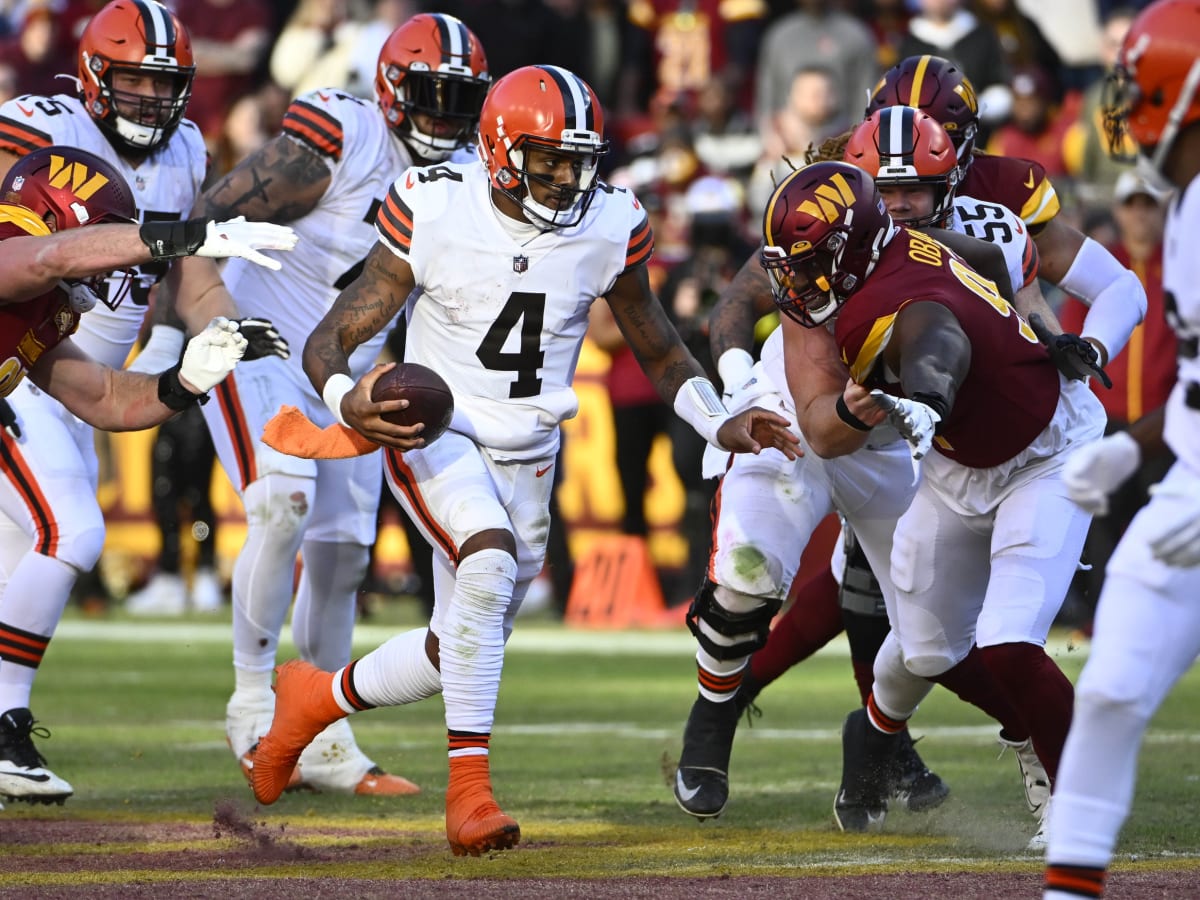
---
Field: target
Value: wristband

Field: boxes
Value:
[910,391,950,432]
[835,394,871,431]
[322,373,355,427]
[673,376,729,448]
[157,364,207,411]
[140,218,209,260]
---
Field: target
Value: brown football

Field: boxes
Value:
[370,363,454,443]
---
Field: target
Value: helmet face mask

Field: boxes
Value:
[2,146,137,309]
[375,13,490,163]
[478,65,609,230]
[760,161,897,328]
[78,0,195,154]
[845,106,960,229]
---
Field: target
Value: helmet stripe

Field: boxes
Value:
[909,55,931,107]
[433,13,467,64]
[883,106,915,168]
[540,65,593,133]
[133,0,174,54]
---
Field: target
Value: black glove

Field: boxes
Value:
[139,218,208,260]
[233,317,290,360]
[1028,313,1113,389]
[0,398,21,439]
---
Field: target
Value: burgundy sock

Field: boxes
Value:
[928,645,1030,740]
[748,563,844,688]
[978,642,1073,781]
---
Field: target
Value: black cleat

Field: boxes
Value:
[888,729,950,812]
[674,695,739,819]
[833,707,899,832]
[0,707,73,805]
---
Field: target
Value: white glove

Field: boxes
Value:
[127,324,186,374]
[1145,484,1200,567]
[179,317,247,393]
[196,216,299,271]
[59,280,98,313]
[1061,431,1141,516]
[870,389,940,460]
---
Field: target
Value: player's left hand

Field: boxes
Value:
[179,317,248,393]
[716,407,802,460]
[1145,484,1200,567]
[233,317,290,360]
[1029,313,1113,388]
[870,390,939,460]
[196,217,299,271]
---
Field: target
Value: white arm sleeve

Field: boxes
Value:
[1058,237,1147,362]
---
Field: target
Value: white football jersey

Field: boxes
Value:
[949,194,1038,297]
[223,89,416,381]
[1162,182,1200,472]
[0,93,207,369]
[376,160,653,460]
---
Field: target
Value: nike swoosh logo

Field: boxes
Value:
[0,769,50,782]
[405,172,415,189]
[535,464,553,478]
[15,102,34,117]
[1024,169,1035,189]
[675,771,702,803]
[317,92,330,101]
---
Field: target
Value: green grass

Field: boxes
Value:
[7,603,1200,880]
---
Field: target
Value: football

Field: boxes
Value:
[370,362,454,443]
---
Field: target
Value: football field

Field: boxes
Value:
[3,606,1199,898]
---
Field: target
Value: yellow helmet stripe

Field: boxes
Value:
[909,55,931,108]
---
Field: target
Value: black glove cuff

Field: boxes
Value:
[835,394,872,432]
[911,391,950,433]
[140,218,209,260]
[157,364,208,411]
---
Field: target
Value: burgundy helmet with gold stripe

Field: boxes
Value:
[78,0,195,154]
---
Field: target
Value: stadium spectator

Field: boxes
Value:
[985,65,1072,179]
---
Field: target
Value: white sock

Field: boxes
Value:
[438,548,517,734]
[0,553,77,711]
[341,627,442,708]
[230,474,312,674]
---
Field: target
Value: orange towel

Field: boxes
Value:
[262,405,378,459]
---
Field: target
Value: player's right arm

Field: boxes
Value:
[302,241,419,447]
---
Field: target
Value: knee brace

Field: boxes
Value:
[686,578,782,662]
[838,527,886,617]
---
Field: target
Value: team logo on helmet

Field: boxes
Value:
[795,171,858,225]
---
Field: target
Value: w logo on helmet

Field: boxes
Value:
[953,79,978,115]
[797,171,857,224]
[46,154,110,201]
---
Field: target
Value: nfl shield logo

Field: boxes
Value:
[513,254,528,273]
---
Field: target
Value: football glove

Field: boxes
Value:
[179,317,248,393]
[1145,484,1200,568]
[1029,313,1113,388]
[233,317,290,360]
[870,390,940,460]
[141,216,298,270]
[1061,431,1140,516]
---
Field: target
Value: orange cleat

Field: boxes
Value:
[353,766,421,796]
[445,755,521,857]
[251,660,347,805]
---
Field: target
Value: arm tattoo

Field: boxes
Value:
[709,258,773,361]
[193,136,330,222]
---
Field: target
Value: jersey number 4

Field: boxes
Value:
[476,291,546,398]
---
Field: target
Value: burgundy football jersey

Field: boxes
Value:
[960,152,1060,233]
[0,216,80,397]
[833,227,1060,468]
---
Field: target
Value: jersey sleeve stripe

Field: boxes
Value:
[1020,235,1039,287]
[1020,181,1060,229]
[282,101,344,161]
[376,187,414,254]
[0,117,53,155]
[624,214,654,269]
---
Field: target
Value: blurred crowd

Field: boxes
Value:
[0,0,1167,619]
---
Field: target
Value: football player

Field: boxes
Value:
[0,0,295,801]
[1045,3,1200,897]
[168,11,492,800]
[245,64,797,857]
[0,145,294,804]
[761,160,1107,846]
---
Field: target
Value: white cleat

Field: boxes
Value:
[125,573,187,616]
[189,569,225,613]
[296,717,420,796]
[0,708,73,805]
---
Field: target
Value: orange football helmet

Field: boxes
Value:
[78,0,195,153]
[375,13,490,163]
[1104,0,1200,174]
[477,65,609,229]
[760,161,897,328]
[2,146,136,308]
[844,106,960,228]
[867,55,979,177]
